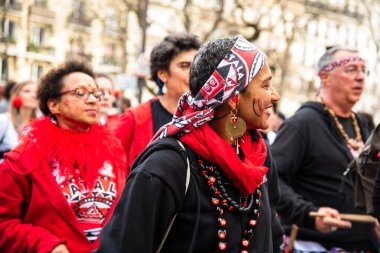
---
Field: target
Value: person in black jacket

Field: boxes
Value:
[95,35,283,252]
[271,46,379,252]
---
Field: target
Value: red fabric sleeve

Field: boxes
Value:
[114,110,135,170]
[0,165,64,253]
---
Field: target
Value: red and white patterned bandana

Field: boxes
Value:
[151,35,266,142]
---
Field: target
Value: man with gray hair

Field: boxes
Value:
[271,46,379,251]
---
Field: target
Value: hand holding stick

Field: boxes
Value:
[310,211,377,224]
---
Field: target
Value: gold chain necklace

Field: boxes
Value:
[326,108,362,150]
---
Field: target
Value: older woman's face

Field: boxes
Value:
[50,72,100,131]
[18,82,38,109]
[237,62,280,130]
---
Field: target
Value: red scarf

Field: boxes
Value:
[14,116,126,188]
[180,123,268,195]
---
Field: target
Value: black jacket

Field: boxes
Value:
[96,134,283,253]
[271,101,374,250]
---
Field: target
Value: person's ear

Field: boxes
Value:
[47,98,60,115]
[227,95,239,110]
[157,70,168,84]
[319,71,330,86]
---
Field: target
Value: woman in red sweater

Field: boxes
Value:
[0,61,126,253]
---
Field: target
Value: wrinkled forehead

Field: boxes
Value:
[62,72,97,88]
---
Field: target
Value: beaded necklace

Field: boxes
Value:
[197,156,261,252]
[326,108,362,150]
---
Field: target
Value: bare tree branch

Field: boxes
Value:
[180,0,225,41]
[359,0,380,58]
[202,0,225,41]
[183,0,192,32]
[233,0,275,41]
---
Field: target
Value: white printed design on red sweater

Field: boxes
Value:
[51,160,117,223]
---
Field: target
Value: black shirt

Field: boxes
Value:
[151,99,173,134]
[338,116,356,139]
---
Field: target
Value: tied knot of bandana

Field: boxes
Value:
[151,35,266,143]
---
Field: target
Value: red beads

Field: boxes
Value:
[208,176,216,186]
[241,239,250,247]
[197,156,262,252]
[212,198,220,206]
[218,229,227,240]
[249,219,257,227]
[218,218,227,227]
[218,242,227,251]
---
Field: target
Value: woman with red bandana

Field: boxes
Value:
[97,35,283,252]
[0,80,38,161]
[0,61,126,253]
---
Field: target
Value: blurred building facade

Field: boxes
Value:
[0,0,124,83]
[245,0,380,120]
[144,0,380,121]
[259,0,380,119]
[1,0,379,120]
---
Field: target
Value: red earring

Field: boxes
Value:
[225,96,246,154]
[230,96,238,104]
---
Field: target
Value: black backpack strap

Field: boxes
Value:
[156,140,191,253]
[131,138,186,170]
[135,138,199,253]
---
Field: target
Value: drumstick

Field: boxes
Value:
[284,224,298,252]
[309,211,377,223]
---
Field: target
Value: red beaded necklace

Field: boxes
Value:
[197,156,261,252]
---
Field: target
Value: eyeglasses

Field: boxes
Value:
[58,88,104,101]
[343,65,370,77]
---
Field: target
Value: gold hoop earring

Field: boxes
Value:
[225,108,246,154]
